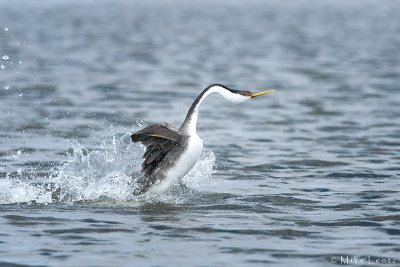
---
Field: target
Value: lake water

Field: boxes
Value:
[0,0,399,266]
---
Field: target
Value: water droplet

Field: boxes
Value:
[18,60,22,64]
[2,55,9,60]
[4,85,9,90]
[0,65,5,69]
[4,27,8,31]
[17,150,21,156]
[19,93,23,97]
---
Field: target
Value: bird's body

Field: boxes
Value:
[147,132,203,195]
[131,84,273,195]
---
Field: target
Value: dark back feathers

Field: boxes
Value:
[131,123,182,179]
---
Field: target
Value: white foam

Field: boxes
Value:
[0,179,53,204]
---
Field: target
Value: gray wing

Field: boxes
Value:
[131,123,181,186]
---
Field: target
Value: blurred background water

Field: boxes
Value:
[0,0,399,266]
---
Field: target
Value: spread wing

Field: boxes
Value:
[131,123,181,178]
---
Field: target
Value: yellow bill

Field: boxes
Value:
[250,89,275,98]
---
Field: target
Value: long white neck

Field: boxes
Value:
[179,84,248,135]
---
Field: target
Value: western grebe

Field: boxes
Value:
[131,84,274,195]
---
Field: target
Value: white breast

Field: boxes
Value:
[146,134,203,195]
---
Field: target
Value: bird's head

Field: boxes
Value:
[207,84,274,104]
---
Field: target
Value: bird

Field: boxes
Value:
[131,84,274,195]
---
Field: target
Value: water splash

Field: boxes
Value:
[54,134,142,204]
[0,133,215,205]
[183,151,215,188]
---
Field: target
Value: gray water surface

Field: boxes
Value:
[1,0,400,266]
